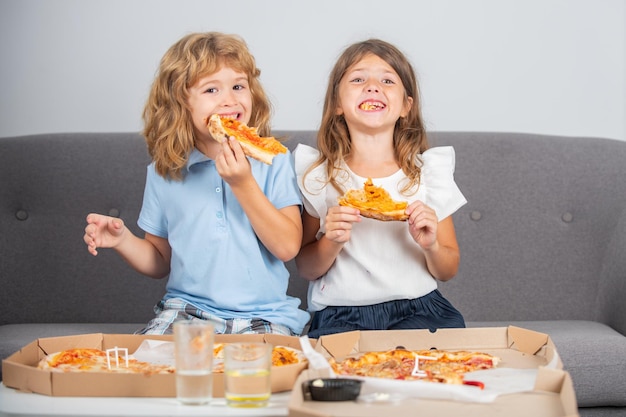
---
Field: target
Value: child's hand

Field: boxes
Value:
[84,213,126,256]
[323,206,361,244]
[215,136,252,185]
[406,201,438,250]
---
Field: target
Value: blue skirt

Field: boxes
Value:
[307,289,466,338]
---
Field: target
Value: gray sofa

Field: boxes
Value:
[1,131,625,416]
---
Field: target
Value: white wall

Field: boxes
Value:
[1,0,624,140]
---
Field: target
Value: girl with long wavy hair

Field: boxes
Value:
[295,39,466,338]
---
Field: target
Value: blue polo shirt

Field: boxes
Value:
[138,148,309,334]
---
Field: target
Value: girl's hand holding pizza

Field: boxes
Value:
[323,205,361,244]
[406,200,438,250]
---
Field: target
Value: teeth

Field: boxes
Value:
[360,102,384,110]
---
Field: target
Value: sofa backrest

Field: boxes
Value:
[428,132,626,332]
[0,133,161,325]
[1,131,625,334]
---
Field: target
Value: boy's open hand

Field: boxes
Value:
[84,213,126,256]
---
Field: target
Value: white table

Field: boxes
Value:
[0,384,289,417]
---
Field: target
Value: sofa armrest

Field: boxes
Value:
[598,207,626,336]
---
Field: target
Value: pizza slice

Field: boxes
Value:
[338,178,409,221]
[206,114,287,165]
[38,348,108,371]
[272,345,307,367]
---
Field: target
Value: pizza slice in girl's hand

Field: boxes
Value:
[206,114,287,165]
[338,178,409,221]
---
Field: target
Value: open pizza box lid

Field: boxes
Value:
[2,332,310,397]
[288,326,578,417]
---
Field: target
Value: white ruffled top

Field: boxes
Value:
[294,144,467,312]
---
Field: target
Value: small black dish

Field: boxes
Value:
[304,378,363,402]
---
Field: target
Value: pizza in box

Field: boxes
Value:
[38,344,306,375]
[328,348,500,389]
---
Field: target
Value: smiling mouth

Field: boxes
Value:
[359,101,385,111]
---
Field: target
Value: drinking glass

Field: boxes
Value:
[224,342,272,408]
[173,321,214,405]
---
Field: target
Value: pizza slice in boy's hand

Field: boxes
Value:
[207,114,287,165]
[338,178,409,221]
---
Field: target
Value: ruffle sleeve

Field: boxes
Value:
[294,144,328,219]
[420,146,467,221]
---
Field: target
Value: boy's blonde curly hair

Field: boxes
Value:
[142,32,272,179]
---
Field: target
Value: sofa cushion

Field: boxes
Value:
[468,320,626,407]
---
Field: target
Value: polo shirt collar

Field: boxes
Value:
[186,148,213,171]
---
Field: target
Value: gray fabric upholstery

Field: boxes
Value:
[429,132,626,334]
[0,133,165,326]
[0,323,144,364]
[469,321,626,407]
[1,131,625,416]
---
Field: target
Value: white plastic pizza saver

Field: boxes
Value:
[105,346,129,370]
[411,353,437,377]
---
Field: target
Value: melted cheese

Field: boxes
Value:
[341,178,408,212]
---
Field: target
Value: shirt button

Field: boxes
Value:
[215,187,221,193]
[216,211,223,219]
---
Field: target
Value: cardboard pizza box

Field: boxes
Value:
[1,332,309,397]
[288,326,579,417]
[314,325,562,368]
[289,367,579,417]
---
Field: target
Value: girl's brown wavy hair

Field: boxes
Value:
[142,32,272,180]
[305,39,429,195]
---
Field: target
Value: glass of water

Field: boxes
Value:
[173,321,214,405]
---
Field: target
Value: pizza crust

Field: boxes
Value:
[338,197,409,221]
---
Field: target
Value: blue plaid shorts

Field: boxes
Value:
[135,297,296,336]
